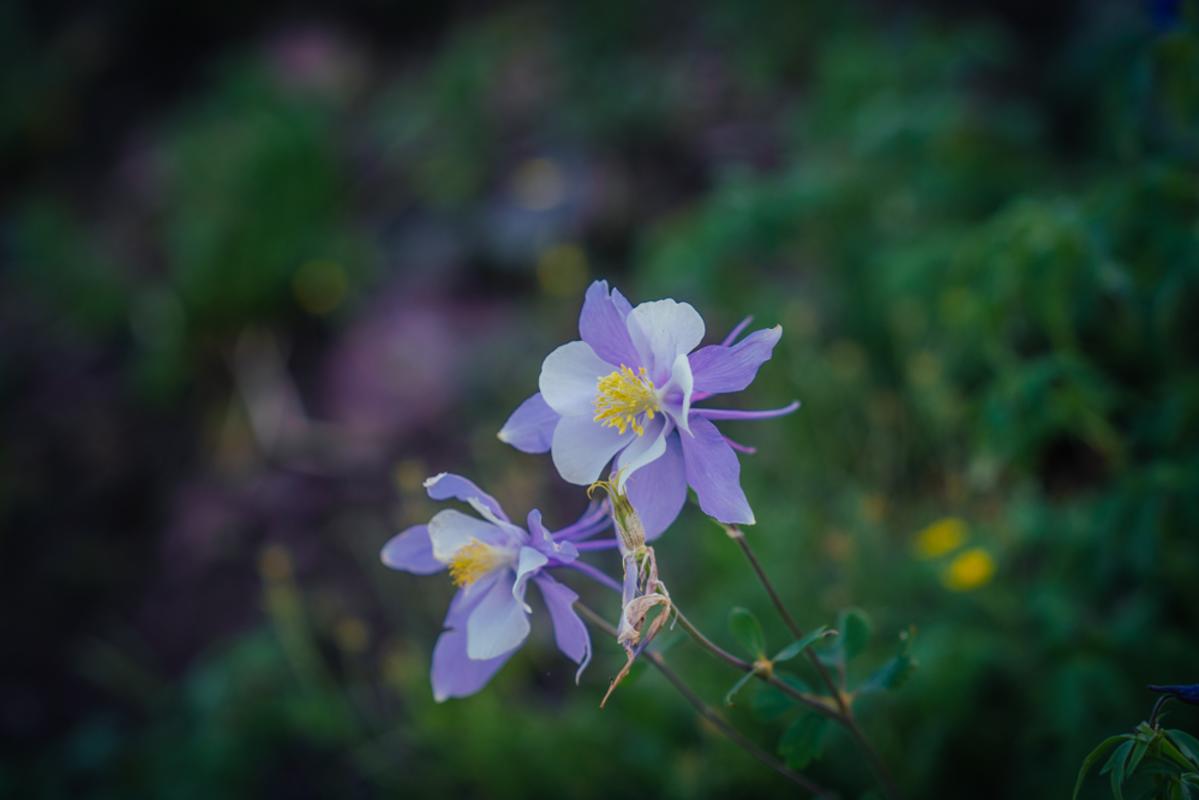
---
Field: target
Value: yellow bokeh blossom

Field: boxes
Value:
[942,548,995,591]
[913,517,967,559]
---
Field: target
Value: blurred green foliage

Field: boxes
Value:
[3,2,1199,798]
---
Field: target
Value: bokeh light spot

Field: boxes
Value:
[536,242,588,297]
[293,260,348,316]
[942,548,995,591]
[512,157,565,211]
[913,517,967,559]
[259,544,294,582]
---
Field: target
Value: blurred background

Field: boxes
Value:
[2,1,1198,797]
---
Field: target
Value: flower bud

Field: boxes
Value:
[587,476,646,555]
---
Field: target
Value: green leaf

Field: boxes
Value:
[1127,737,1150,779]
[839,608,873,662]
[773,626,833,663]
[1074,736,1128,800]
[778,712,829,770]
[863,627,917,691]
[1160,736,1199,771]
[729,607,767,658]
[1106,739,1134,800]
[1168,730,1199,766]
[750,672,813,721]
[724,671,757,706]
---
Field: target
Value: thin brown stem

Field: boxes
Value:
[723,525,901,800]
[575,602,831,798]
[724,525,849,716]
[673,607,844,721]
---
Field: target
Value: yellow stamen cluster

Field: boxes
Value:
[447,539,504,587]
[593,365,658,436]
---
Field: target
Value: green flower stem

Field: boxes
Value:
[574,602,832,798]
[722,526,900,800]
[723,525,849,715]
[673,607,844,721]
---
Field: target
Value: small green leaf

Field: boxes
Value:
[1168,730,1199,766]
[773,626,833,663]
[839,608,872,662]
[1074,735,1128,800]
[1160,735,1199,771]
[729,607,767,658]
[1106,739,1134,800]
[1101,739,1132,775]
[778,712,829,770]
[863,628,917,691]
[1127,737,1150,779]
[724,671,757,706]
[750,672,813,721]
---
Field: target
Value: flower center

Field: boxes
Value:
[447,539,506,587]
[594,365,659,436]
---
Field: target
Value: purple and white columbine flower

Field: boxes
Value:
[498,280,797,536]
[380,472,607,701]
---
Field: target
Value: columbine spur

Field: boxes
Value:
[498,279,797,535]
[380,473,607,701]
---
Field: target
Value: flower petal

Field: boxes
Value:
[539,340,613,417]
[678,415,755,525]
[497,392,559,454]
[466,572,532,660]
[626,299,705,382]
[625,433,688,540]
[659,352,694,434]
[688,325,783,395]
[380,525,444,574]
[512,546,549,605]
[579,280,640,368]
[526,508,578,562]
[551,414,634,485]
[424,472,509,522]
[614,414,669,489]
[427,509,505,562]
[431,624,514,702]
[535,575,591,680]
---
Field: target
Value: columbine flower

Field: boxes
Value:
[499,279,797,534]
[380,472,602,701]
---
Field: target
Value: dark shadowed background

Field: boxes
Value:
[2,1,1198,797]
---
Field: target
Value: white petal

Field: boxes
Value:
[511,546,549,609]
[538,341,614,417]
[614,415,670,490]
[551,414,633,485]
[466,573,531,660]
[626,299,705,382]
[660,352,694,434]
[427,509,504,562]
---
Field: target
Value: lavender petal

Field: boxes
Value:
[431,623,514,702]
[535,575,592,679]
[721,315,754,346]
[424,472,509,522]
[579,280,640,368]
[678,415,755,525]
[497,392,559,454]
[380,524,444,574]
[691,400,801,421]
[625,432,688,539]
[688,325,782,395]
